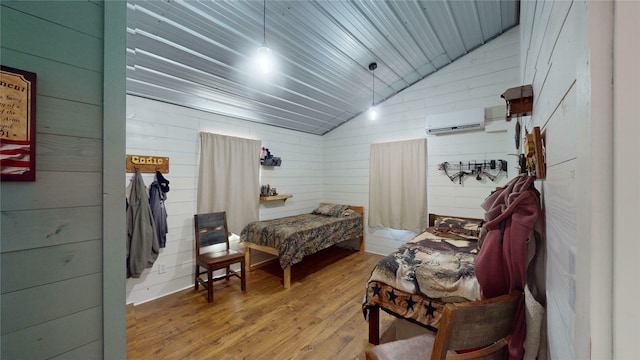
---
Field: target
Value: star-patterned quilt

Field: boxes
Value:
[363,228,481,331]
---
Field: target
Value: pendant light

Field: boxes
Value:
[257,0,273,75]
[368,62,378,120]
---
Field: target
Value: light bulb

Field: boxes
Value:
[257,46,272,74]
[369,106,378,120]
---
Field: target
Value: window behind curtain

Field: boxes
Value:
[197,132,261,234]
[369,138,427,232]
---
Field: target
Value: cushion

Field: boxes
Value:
[433,216,483,240]
[340,208,359,217]
[365,334,436,360]
[312,204,350,217]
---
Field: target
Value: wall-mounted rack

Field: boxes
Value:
[126,154,169,173]
[438,160,507,184]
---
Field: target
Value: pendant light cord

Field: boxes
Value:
[372,70,375,105]
[369,62,377,106]
[263,0,267,45]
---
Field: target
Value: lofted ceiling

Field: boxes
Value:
[126,0,519,136]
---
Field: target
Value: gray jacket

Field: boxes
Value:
[126,170,159,278]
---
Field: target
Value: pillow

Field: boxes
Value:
[433,216,483,240]
[312,204,350,217]
[340,209,359,217]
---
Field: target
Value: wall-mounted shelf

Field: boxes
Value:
[501,84,533,121]
[260,147,282,166]
[260,194,293,202]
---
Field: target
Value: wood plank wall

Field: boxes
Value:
[1,1,110,358]
[323,27,520,256]
[125,96,325,305]
[518,1,633,358]
[519,2,588,359]
[125,27,520,305]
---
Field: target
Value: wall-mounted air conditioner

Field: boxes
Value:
[425,108,485,135]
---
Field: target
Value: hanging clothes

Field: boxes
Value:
[155,170,170,193]
[149,170,169,248]
[474,174,545,360]
[126,169,159,278]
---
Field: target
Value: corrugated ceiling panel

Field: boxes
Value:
[126,0,519,135]
[448,1,485,50]
[475,1,503,40]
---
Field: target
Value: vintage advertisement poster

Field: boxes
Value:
[1,66,36,181]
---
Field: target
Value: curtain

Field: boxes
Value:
[197,132,261,234]
[369,138,427,232]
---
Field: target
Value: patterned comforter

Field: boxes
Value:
[240,212,363,269]
[363,229,480,330]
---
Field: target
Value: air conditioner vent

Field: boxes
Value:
[425,108,485,135]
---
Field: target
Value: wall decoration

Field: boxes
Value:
[524,126,546,179]
[501,84,533,122]
[0,65,37,181]
[260,147,282,166]
[126,154,170,173]
[438,160,508,184]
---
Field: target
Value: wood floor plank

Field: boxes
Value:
[127,246,396,359]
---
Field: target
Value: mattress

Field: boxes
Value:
[363,228,480,330]
[240,211,363,269]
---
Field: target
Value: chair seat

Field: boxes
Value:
[197,249,244,265]
[366,334,436,360]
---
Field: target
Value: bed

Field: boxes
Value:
[240,203,364,288]
[362,214,484,344]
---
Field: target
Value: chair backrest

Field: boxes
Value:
[194,212,230,256]
[430,291,523,360]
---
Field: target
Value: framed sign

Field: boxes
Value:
[1,65,36,181]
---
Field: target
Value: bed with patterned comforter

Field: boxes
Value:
[240,203,364,288]
[362,215,483,344]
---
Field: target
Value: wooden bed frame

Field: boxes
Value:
[243,203,365,289]
[368,213,483,344]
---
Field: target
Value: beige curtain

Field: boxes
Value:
[369,138,428,232]
[197,132,261,234]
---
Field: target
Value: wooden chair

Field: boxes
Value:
[365,291,523,360]
[194,212,246,302]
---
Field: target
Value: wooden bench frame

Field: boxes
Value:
[243,204,365,288]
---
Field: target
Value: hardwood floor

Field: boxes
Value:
[127,246,396,359]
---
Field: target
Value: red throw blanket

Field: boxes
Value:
[475,174,541,360]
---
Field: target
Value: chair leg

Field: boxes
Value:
[194,264,199,290]
[369,306,380,345]
[240,259,246,291]
[207,268,213,302]
[226,265,231,280]
[245,247,251,273]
